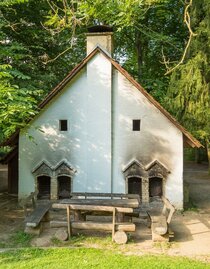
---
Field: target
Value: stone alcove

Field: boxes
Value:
[32,161,53,200]
[123,159,170,204]
[146,160,170,202]
[122,160,146,202]
[54,161,76,199]
[32,160,76,200]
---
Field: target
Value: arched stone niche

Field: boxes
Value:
[54,160,76,177]
[32,160,76,200]
[54,161,76,199]
[146,160,170,202]
[122,160,146,201]
[122,160,146,178]
[32,161,53,177]
[146,160,169,178]
[122,159,170,204]
[32,161,53,200]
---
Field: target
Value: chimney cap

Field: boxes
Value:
[87,25,113,33]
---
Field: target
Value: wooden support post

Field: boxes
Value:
[112,207,116,242]
[167,207,175,224]
[32,196,36,209]
[23,205,27,217]
[66,206,71,239]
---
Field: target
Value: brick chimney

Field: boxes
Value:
[86,25,113,55]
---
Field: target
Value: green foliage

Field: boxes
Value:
[0,248,209,269]
[9,231,33,247]
[0,0,28,7]
[45,0,188,100]
[166,0,210,145]
[0,0,86,142]
[0,64,40,139]
[0,0,208,155]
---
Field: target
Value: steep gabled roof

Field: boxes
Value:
[1,46,202,148]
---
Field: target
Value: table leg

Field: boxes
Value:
[67,206,71,239]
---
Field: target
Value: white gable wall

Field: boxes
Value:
[112,69,183,209]
[19,52,112,198]
[19,51,183,209]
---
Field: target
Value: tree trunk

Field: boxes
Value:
[207,142,210,174]
[135,30,143,81]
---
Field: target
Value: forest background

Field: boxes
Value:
[0,0,209,165]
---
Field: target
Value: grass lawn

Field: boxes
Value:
[0,248,209,269]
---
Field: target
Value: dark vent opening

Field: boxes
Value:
[58,176,71,199]
[128,177,142,198]
[37,176,51,200]
[87,25,113,33]
[149,177,162,198]
[133,119,141,131]
[60,120,68,131]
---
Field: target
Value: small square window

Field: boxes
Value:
[59,120,68,131]
[133,119,141,131]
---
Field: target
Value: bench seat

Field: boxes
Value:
[24,203,51,235]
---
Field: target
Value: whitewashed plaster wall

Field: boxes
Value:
[112,68,183,209]
[19,51,183,209]
[19,52,112,198]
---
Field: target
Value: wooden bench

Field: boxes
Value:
[24,202,51,235]
[52,202,136,244]
[147,196,175,242]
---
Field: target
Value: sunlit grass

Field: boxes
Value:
[0,248,209,269]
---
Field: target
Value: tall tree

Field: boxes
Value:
[166,0,210,166]
[0,0,86,141]
[45,0,188,101]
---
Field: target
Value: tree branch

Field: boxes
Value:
[163,0,197,75]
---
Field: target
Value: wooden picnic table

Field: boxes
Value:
[52,198,139,243]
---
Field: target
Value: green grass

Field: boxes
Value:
[51,233,114,247]
[0,248,209,269]
[0,231,33,248]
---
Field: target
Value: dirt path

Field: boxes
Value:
[169,162,210,258]
[0,194,24,243]
[0,162,209,261]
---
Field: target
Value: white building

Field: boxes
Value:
[2,26,201,209]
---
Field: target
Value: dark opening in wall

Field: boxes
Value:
[149,177,162,197]
[58,176,71,199]
[132,119,141,131]
[59,120,68,131]
[37,176,51,200]
[128,177,142,198]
